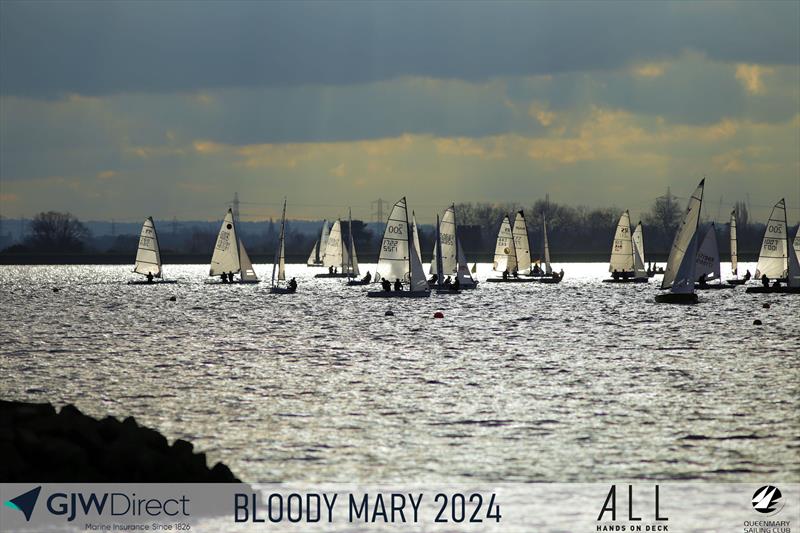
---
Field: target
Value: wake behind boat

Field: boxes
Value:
[128,217,177,284]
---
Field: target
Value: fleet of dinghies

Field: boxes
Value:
[127,185,798,300]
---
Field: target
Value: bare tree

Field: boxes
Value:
[27,211,90,252]
[644,191,681,244]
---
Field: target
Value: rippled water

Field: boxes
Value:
[1,263,798,483]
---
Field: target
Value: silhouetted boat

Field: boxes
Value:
[306,220,329,267]
[725,209,746,285]
[604,210,648,283]
[128,217,177,284]
[269,199,295,294]
[488,213,533,282]
[208,208,259,284]
[655,179,704,304]
[429,204,478,289]
[530,214,563,283]
[314,218,357,278]
[694,223,733,290]
[746,198,800,294]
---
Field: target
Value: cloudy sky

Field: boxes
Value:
[1,1,798,223]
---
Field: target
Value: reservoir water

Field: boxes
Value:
[1,263,798,482]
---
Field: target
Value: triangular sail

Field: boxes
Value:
[429,242,438,275]
[493,215,516,272]
[456,238,476,286]
[210,209,241,276]
[272,200,287,287]
[788,226,800,287]
[435,215,444,288]
[376,198,411,283]
[323,220,344,268]
[609,210,634,273]
[632,221,645,278]
[661,179,704,291]
[542,215,552,275]
[694,223,720,281]
[754,199,788,280]
[729,210,738,277]
[429,206,457,276]
[319,221,330,262]
[794,227,800,267]
[512,211,531,272]
[134,217,162,277]
[239,241,258,281]
[306,240,318,266]
[409,226,428,292]
[412,212,422,267]
[347,210,360,277]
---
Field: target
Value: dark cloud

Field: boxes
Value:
[1,1,797,97]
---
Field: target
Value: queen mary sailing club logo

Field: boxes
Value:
[751,485,784,516]
[4,486,42,522]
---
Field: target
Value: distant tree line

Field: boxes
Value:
[2,203,794,261]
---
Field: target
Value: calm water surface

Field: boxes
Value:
[1,263,798,482]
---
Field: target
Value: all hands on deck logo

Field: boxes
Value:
[751,485,784,516]
[4,486,42,522]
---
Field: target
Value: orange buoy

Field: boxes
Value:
[433,311,444,318]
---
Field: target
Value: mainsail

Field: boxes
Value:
[306,221,329,265]
[542,214,552,275]
[347,209,360,277]
[512,211,531,273]
[412,212,422,267]
[456,237,476,286]
[210,209,241,276]
[239,241,258,282]
[788,226,800,287]
[430,205,457,276]
[609,210,634,273]
[408,223,428,292]
[323,220,345,269]
[754,199,789,280]
[134,217,162,278]
[434,215,444,288]
[493,215,517,272]
[694,223,721,281]
[376,198,411,282]
[729,210,738,277]
[632,221,646,279]
[271,199,287,287]
[661,179,705,292]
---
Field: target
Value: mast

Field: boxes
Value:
[272,199,286,288]
[452,203,459,274]
[436,214,443,288]
[231,208,242,276]
[403,197,412,284]
[348,208,354,276]
[150,217,162,278]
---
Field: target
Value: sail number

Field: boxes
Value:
[768,225,783,234]
[139,236,154,247]
[387,224,405,235]
[441,234,455,246]
[764,238,779,252]
[434,493,501,523]
[215,232,231,252]
[383,239,399,253]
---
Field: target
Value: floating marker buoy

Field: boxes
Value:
[753,319,762,325]
[385,310,394,316]
[52,288,60,293]
[762,303,770,309]
[168,296,177,302]
[433,311,444,319]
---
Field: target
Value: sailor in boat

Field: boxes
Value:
[512,267,519,279]
[394,279,403,291]
[502,269,509,280]
[381,278,391,292]
[612,269,620,281]
[761,274,769,287]
[221,273,228,284]
[362,271,372,283]
[289,278,298,292]
[451,278,460,291]
[558,268,564,280]
[744,270,752,281]
[329,266,334,275]
[146,272,154,283]
[443,276,452,288]
[429,273,438,284]
[698,273,708,287]
[228,271,234,283]
[772,279,781,288]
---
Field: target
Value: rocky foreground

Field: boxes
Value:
[0,400,239,482]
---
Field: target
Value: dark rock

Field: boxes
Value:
[0,400,240,483]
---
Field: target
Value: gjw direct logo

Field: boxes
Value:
[751,485,784,516]
[4,486,42,522]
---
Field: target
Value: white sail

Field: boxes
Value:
[493,215,517,272]
[632,221,645,278]
[430,206,457,276]
[788,226,800,287]
[272,200,287,286]
[794,227,800,267]
[661,179,704,291]
[729,210,738,277]
[512,211,531,272]
[210,209,241,276]
[134,217,162,277]
[376,197,411,283]
[429,242,438,275]
[754,199,788,280]
[409,226,428,292]
[456,237,476,286]
[239,241,258,281]
[412,212,422,268]
[306,241,318,266]
[323,220,344,269]
[434,215,444,287]
[694,223,720,281]
[609,210,634,273]
[542,214,552,275]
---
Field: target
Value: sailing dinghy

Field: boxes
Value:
[306,221,330,267]
[531,214,564,283]
[726,210,746,285]
[429,204,478,289]
[270,199,295,294]
[433,214,460,294]
[487,213,536,283]
[346,209,371,286]
[603,210,648,283]
[694,223,732,290]
[368,197,430,297]
[655,179,704,304]
[314,219,353,278]
[209,208,259,283]
[129,217,176,284]
[746,199,800,293]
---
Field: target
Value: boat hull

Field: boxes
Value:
[535,276,563,284]
[435,288,461,294]
[367,290,431,298]
[695,283,735,290]
[347,280,372,286]
[127,280,178,285]
[745,286,800,294]
[269,287,296,294]
[654,292,698,304]
[726,279,747,286]
[485,278,537,283]
[602,278,649,283]
[314,273,353,278]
